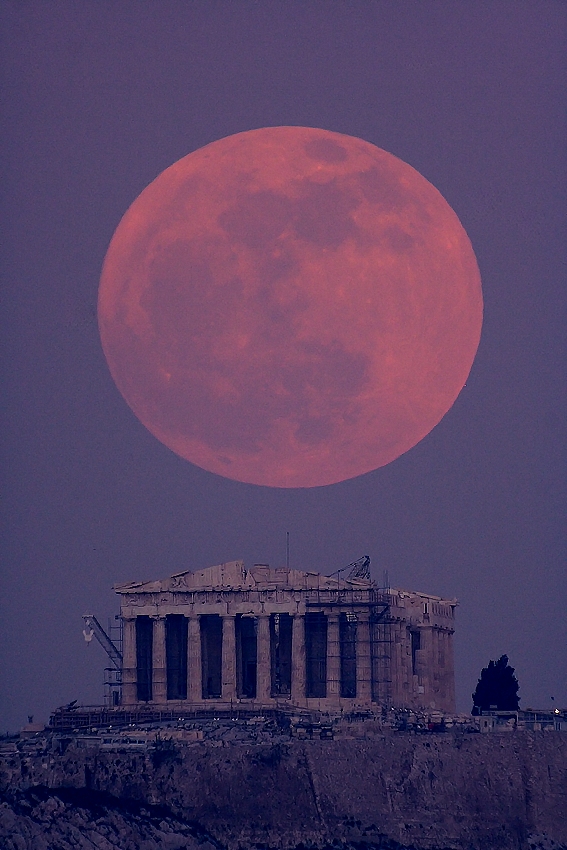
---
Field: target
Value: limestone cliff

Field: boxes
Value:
[1,733,566,849]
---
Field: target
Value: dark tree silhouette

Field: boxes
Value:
[471,655,520,714]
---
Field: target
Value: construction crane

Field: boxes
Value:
[326,555,372,583]
[82,614,122,670]
[347,555,371,580]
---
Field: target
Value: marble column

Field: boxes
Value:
[415,626,430,705]
[442,630,456,713]
[326,614,340,702]
[291,614,305,704]
[121,617,137,705]
[256,615,271,702]
[152,616,167,704]
[187,616,202,703]
[221,615,237,703]
[448,630,456,712]
[391,621,404,706]
[430,628,443,708]
[355,612,372,703]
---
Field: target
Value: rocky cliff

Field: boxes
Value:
[1,732,566,849]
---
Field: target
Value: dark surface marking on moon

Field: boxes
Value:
[258,243,302,286]
[255,281,310,338]
[358,165,408,211]
[217,190,294,251]
[292,179,360,248]
[294,340,371,398]
[381,225,415,253]
[303,137,349,163]
[218,180,361,253]
[295,414,334,445]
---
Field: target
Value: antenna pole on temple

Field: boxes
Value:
[286,531,290,569]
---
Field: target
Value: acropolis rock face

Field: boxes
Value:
[2,732,566,849]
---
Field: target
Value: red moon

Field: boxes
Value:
[98,127,482,487]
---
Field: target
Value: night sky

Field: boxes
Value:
[1,2,565,733]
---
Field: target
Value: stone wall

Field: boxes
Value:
[1,733,566,849]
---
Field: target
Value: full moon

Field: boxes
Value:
[98,127,482,487]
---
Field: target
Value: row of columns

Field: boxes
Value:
[217,614,277,703]
[122,611,373,706]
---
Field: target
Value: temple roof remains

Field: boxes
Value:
[114,560,370,594]
[114,561,456,606]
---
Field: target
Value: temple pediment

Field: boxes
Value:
[114,560,374,594]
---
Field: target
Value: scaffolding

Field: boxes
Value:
[370,603,393,707]
[83,614,123,707]
[304,586,393,706]
[103,616,123,707]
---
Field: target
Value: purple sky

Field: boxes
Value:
[1,2,565,732]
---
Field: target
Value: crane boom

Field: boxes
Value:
[82,614,122,669]
[347,555,371,580]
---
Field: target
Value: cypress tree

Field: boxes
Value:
[472,654,520,714]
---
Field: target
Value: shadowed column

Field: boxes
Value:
[446,629,456,713]
[434,627,452,712]
[415,626,431,705]
[121,617,136,705]
[256,615,271,703]
[326,614,340,702]
[152,616,167,704]
[222,615,237,702]
[187,616,202,703]
[355,612,372,703]
[429,628,443,708]
[390,621,404,706]
[291,615,306,704]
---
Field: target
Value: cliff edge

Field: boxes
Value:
[1,732,566,849]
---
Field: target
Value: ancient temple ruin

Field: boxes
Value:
[115,560,456,713]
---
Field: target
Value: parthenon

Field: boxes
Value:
[115,560,456,713]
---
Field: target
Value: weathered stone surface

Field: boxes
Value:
[1,733,566,849]
[0,787,217,849]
